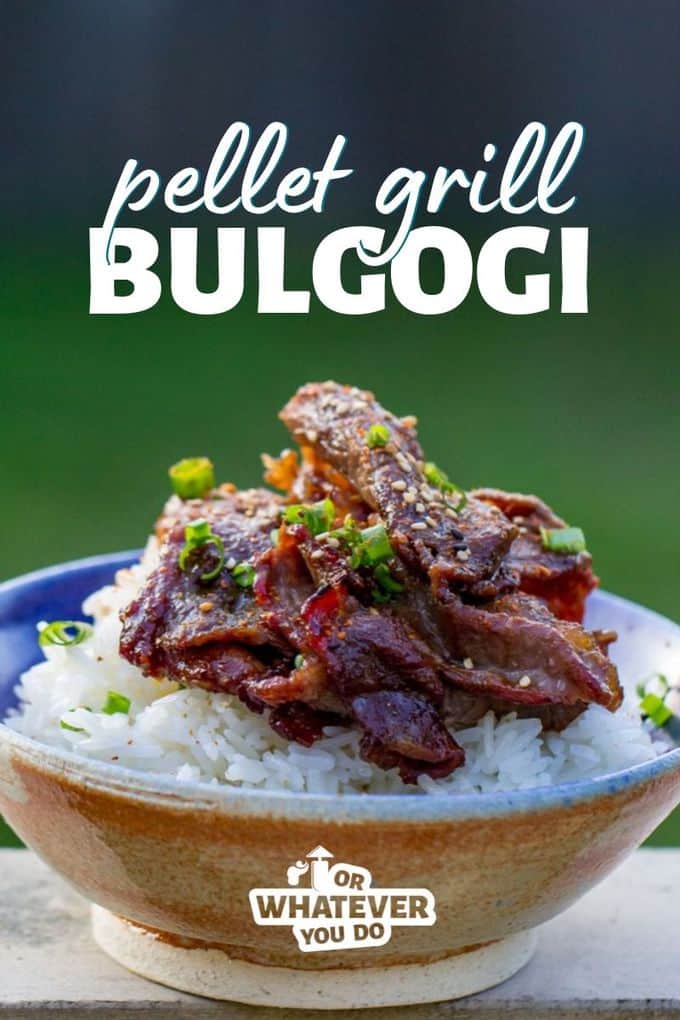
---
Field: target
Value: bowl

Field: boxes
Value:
[1,552,679,1010]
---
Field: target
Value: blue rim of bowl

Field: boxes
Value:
[1,552,679,824]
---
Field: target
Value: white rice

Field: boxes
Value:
[5,541,659,796]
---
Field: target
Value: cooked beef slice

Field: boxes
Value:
[472,488,597,621]
[280,382,517,595]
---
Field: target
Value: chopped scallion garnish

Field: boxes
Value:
[366,424,390,449]
[373,562,404,594]
[282,498,335,536]
[329,515,361,547]
[178,519,225,581]
[637,674,678,730]
[60,706,92,732]
[424,462,467,510]
[350,523,394,568]
[169,457,215,499]
[424,462,449,489]
[60,718,85,733]
[539,526,587,555]
[328,517,396,571]
[231,562,256,588]
[636,674,669,700]
[640,692,673,727]
[102,691,131,716]
[39,620,93,648]
[294,653,305,669]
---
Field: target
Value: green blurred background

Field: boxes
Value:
[1,2,679,845]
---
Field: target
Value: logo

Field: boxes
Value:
[249,845,436,952]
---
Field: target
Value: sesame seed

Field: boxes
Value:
[396,453,410,471]
[226,557,237,570]
[519,675,532,688]
[426,516,437,528]
[411,522,427,531]
[310,549,324,560]
[519,526,528,534]
[513,516,525,524]
[445,508,458,519]
[199,601,214,613]
[416,502,426,513]
[403,492,416,505]
[401,415,418,428]
[325,536,340,549]
[391,480,407,491]
[456,549,470,561]
[306,429,318,443]
[463,657,474,669]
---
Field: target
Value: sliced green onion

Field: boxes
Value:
[178,519,225,581]
[656,675,670,695]
[329,514,361,547]
[102,691,131,716]
[282,498,335,536]
[637,674,669,700]
[640,692,673,727]
[638,675,677,730]
[232,562,256,588]
[60,706,92,732]
[39,621,93,647]
[60,718,85,733]
[329,517,396,570]
[169,457,215,499]
[183,518,213,546]
[354,524,394,566]
[294,653,305,669]
[373,563,404,594]
[540,526,587,555]
[282,504,306,526]
[366,424,390,449]
[424,462,449,489]
[424,462,467,510]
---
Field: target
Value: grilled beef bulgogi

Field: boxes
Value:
[120,382,622,783]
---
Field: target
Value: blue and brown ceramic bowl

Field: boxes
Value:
[0,553,679,1009]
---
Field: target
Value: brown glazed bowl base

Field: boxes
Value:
[91,905,537,1009]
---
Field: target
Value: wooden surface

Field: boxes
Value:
[0,848,679,1018]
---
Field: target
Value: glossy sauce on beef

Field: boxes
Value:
[119,382,622,783]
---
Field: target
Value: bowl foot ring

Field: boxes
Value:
[91,905,537,1009]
